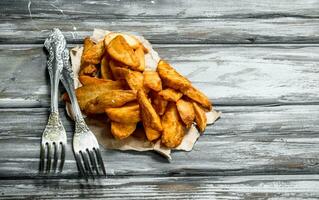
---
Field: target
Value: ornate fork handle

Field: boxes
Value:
[44,28,66,113]
[61,49,85,124]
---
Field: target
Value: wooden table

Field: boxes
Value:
[1,0,319,199]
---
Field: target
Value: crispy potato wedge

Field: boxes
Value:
[104,32,148,53]
[161,102,185,148]
[105,102,140,123]
[150,91,168,115]
[157,60,191,90]
[79,64,98,76]
[176,98,195,128]
[143,71,162,92]
[64,81,125,110]
[81,37,94,64]
[137,89,162,131]
[111,121,137,140]
[193,102,207,133]
[125,70,144,91]
[85,90,137,114]
[144,126,161,141]
[181,86,212,111]
[158,88,183,102]
[100,55,113,80]
[109,60,130,80]
[79,75,113,85]
[107,35,139,68]
[134,46,145,71]
[82,40,105,65]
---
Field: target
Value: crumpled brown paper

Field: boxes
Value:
[66,29,221,160]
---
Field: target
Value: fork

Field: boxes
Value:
[61,49,106,178]
[40,29,67,173]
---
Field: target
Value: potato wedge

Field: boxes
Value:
[181,86,212,111]
[104,32,148,53]
[176,98,195,128]
[157,60,191,90]
[134,46,145,71]
[161,102,185,148]
[137,89,162,131]
[82,40,105,65]
[79,76,113,85]
[81,37,94,64]
[125,70,144,91]
[143,71,162,92]
[193,102,207,133]
[63,81,125,110]
[144,126,161,141]
[111,121,137,140]
[100,55,113,80]
[85,90,137,114]
[150,91,168,115]
[105,102,140,123]
[158,88,183,102]
[107,35,139,68]
[109,60,130,80]
[79,64,98,76]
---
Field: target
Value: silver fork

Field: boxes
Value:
[40,29,67,173]
[61,49,106,178]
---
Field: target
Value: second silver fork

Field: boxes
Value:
[61,49,106,178]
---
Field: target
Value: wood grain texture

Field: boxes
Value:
[0,0,319,44]
[1,105,319,178]
[1,18,318,44]
[0,44,318,108]
[2,0,319,18]
[1,175,319,199]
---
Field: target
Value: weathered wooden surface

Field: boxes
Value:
[0,0,319,44]
[1,175,319,199]
[1,0,319,198]
[1,44,318,108]
[1,105,319,178]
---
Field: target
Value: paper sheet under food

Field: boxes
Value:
[66,29,221,160]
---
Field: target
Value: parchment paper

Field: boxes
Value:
[66,29,221,160]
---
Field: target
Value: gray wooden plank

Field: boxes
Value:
[1,175,319,199]
[1,105,319,177]
[1,18,319,44]
[0,44,318,108]
[2,0,319,18]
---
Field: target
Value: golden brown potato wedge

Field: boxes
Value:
[79,76,113,85]
[150,91,168,116]
[79,64,98,76]
[104,32,148,53]
[111,121,137,140]
[158,88,183,102]
[193,102,207,133]
[105,102,140,123]
[144,126,161,141]
[157,60,191,90]
[107,35,139,68]
[161,102,185,148]
[82,40,105,65]
[134,46,145,71]
[125,70,144,91]
[81,37,94,64]
[109,60,130,80]
[181,86,212,111]
[176,98,195,128]
[143,71,162,92]
[85,90,137,114]
[100,55,113,80]
[137,89,162,131]
[64,81,125,110]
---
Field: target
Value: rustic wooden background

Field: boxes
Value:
[1,0,319,199]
